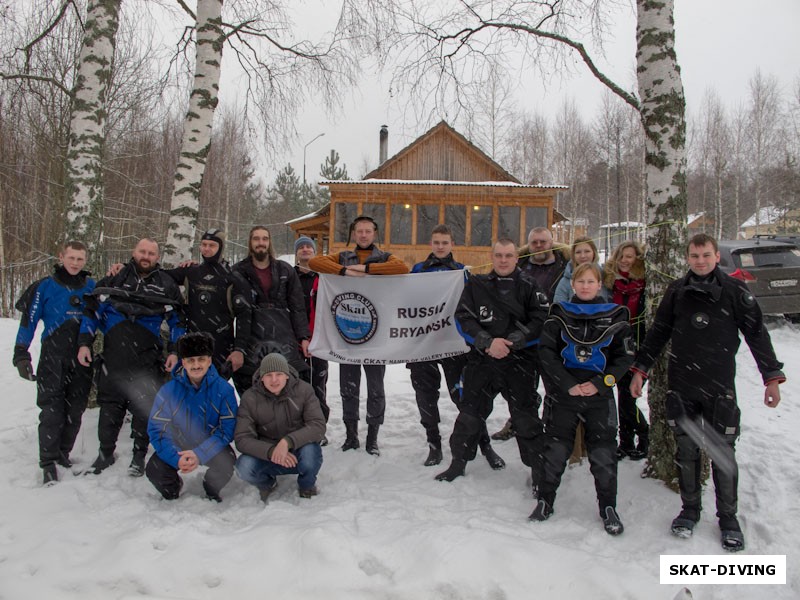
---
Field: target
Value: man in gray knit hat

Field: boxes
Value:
[234,353,326,501]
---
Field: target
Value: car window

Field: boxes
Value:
[733,247,800,268]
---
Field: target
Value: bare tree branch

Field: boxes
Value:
[0,71,72,96]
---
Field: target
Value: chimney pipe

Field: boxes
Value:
[379,125,388,165]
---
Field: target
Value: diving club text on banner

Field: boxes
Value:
[309,270,470,364]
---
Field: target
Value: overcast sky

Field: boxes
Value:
[247,0,800,183]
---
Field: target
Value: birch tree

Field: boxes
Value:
[162,0,224,265]
[161,0,360,265]
[64,0,121,267]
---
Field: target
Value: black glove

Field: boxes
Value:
[473,331,493,352]
[16,360,36,381]
[506,330,526,351]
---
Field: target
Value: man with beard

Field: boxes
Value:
[13,241,95,485]
[230,226,310,397]
[309,215,409,456]
[78,238,185,477]
[163,229,250,379]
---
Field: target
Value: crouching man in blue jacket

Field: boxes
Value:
[146,332,238,502]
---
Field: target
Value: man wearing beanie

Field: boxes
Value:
[234,353,326,501]
[146,332,238,502]
[294,236,330,429]
[163,228,250,378]
[309,215,409,456]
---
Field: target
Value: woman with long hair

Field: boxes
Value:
[604,240,649,460]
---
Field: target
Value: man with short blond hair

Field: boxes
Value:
[630,233,785,552]
[14,241,95,485]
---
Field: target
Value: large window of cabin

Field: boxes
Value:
[445,205,466,246]
[335,202,358,243]
[498,206,521,243]
[525,206,548,233]
[417,204,439,244]
[390,203,413,244]
[470,205,492,246]
[362,203,386,241]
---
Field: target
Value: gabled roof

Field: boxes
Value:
[741,206,786,228]
[362,121,521,183]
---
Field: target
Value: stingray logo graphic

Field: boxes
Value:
[331,292,378,344]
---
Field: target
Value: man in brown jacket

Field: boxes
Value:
[234,353,326,502]
[308,215,409,456]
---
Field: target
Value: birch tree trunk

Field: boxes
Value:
[64,0,121,270]
[635,0,688,483]
[162,0,225,266]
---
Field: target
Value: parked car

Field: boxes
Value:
[717,239,800,317]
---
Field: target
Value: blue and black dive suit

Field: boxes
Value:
[14,266,95,468]
[537,298,634,514]
[79,260,185,460]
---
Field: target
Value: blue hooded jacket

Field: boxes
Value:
[148,364,238,468]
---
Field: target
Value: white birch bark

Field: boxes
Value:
[64,0,121,266]
[635,0,688,481]
[163,0,225,266]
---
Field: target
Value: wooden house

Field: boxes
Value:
[287,121,566,269]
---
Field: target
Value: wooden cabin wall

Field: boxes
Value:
[376,134,509,182]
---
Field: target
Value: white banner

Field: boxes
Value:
[309,270,470,364]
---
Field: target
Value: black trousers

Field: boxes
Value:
[538,393,619,510]
[667,389,740,518]
[95,362,164,456]
[340,363,385,425]
[617,372,649,449]
[36,352,93,467]
[408,354,490,446]
[449,353,543,466]
[308,355,330,421]
[145,446,236,499]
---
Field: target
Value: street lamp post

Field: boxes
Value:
[303,132,325,184]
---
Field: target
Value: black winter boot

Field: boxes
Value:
[424,444,443,466]
[366,424,380,456]
[341,421,359,451]
[480,441,506,470]
[88,450,115,475]
[671,506,701,538]
[435,459,467,482]
[128,451,146,477]
[602,506,624,535]
[529,498,554,521]
[42,464,58,486]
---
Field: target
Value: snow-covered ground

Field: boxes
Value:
[1,317,797,599]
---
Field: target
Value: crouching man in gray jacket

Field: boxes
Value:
[234,353,326,502]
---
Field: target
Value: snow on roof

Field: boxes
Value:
[320,178,568,189]
[687,212,705,223]
[598,222,646,229]
[741,206,786,228]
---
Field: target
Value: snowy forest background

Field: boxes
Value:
[1,0,798,318]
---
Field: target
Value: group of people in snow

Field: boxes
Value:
[14,215,784,552]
